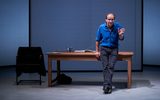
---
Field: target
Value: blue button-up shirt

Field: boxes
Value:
[96,22,124,48]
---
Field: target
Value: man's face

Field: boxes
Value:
[105,14,115,28]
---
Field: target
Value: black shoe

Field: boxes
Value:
[103,87,112,94]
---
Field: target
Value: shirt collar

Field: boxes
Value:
[105,23,115,31]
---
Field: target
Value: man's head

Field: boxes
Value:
[105,13,115,28]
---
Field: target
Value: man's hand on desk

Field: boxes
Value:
[95,52,100,60]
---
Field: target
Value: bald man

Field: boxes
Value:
[96,13,125,94]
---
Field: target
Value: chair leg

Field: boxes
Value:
[16,73,42,85]
[40,74,42,85]
[16,74,19,85]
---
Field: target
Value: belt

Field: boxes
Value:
[102,46,117,49]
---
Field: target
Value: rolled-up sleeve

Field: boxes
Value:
[96,27,102,42]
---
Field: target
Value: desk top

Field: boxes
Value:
[47,51,134,56]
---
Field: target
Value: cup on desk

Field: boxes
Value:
[67,47,73,52]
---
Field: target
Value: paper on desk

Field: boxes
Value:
[74,49,95,52]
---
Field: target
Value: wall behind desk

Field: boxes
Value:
[31,0,142,71]
[143,0,160,65]
[0,0,29,66]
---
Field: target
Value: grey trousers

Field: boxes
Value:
[100,46,118,89]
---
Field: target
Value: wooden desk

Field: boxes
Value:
[47,51,133,88]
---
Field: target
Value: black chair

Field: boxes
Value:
[16,47,46,85]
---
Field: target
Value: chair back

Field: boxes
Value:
[17,47,43,64]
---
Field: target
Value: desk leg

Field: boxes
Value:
[127,57,132,88]
[48,57,52,87]
[57,60,61,78]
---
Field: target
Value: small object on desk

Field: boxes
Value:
[67,47,73,52]
[74,49,95,52]
[74,50,85,52]
[52,52,62,54]
[84,49,95,52]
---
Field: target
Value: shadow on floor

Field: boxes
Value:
[57,79,153,89]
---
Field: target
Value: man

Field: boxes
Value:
[96,13,125,94]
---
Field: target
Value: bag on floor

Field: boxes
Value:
[57,73,72,84]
